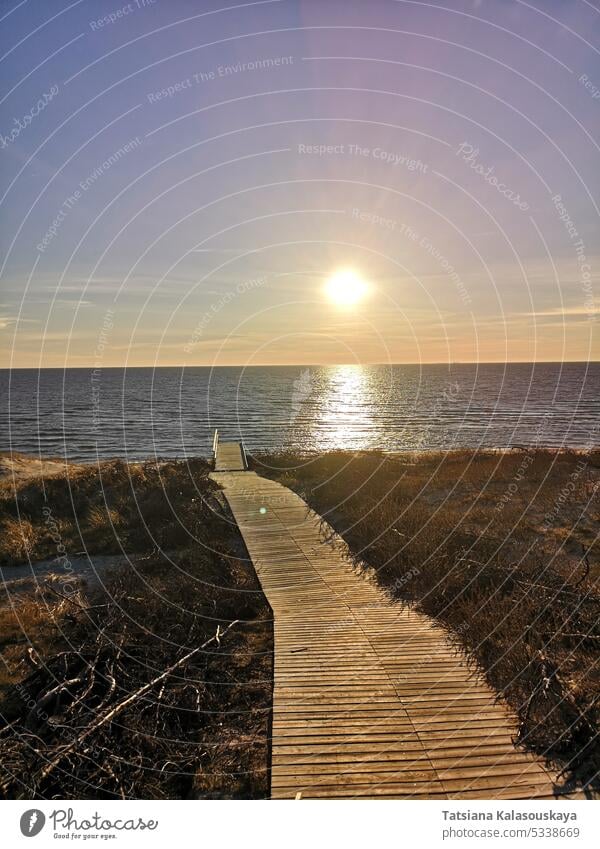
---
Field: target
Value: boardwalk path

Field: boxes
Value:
[211,451,558,799]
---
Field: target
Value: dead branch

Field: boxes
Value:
[33,620,239,788]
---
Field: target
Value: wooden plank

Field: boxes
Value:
[210,469,560,800]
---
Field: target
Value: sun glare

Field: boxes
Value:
[325,269,369,307]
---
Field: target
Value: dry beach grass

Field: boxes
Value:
[255,448,600,794]
[0,455,272,799]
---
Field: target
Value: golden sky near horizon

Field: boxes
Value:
[3,252,597,369]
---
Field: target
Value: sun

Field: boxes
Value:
[325,269,369,306]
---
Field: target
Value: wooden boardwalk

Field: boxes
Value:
[211,455,560,800]
[213,432,247,471]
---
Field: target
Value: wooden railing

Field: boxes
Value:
[240,441,248,470]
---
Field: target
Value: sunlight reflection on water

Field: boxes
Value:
[315,365,376,451]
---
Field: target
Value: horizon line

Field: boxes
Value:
[2,360,599,371]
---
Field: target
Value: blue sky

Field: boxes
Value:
[1,0,598,366]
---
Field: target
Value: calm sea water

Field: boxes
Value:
[1,363,598,462]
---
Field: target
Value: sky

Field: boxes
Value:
[0,0,599,367]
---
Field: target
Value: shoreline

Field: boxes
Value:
[2,444,598,481]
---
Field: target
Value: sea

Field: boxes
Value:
[1,363,598,462]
